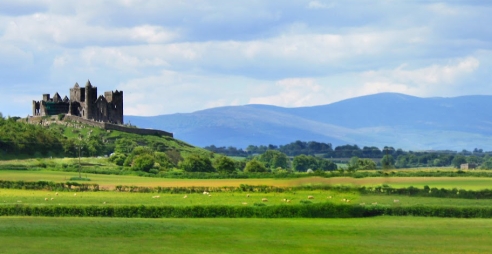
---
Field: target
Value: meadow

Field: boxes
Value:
[2,170,492,190]
[0,216,491,254]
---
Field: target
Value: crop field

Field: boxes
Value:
[0,216,491,254]
[2,170,492,190]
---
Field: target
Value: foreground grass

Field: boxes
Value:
[0,217,490,254]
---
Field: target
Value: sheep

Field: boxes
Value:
[286,200,291,203]
[262,198,268,202]
[308,196,314,199]
[393,199,400,203]
[152,195,160,199]
[282,198,287,202]
[44,198,48,201]
[346,199,351,203]
[327,196,332,199]
[242,202,248,205]
[74,193,77,197]
[247,194,250,198]
[183,195,188,199]
[55,192,58,196]
[203,191,210,195]
[103,202,106,204]
[342,198,346,202]
[359,203,366,206]
[208,194,212,197]
[51,198,54,201]
[372,202,378,205]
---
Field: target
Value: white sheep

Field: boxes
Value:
[55,192,58,196]
[393,199,400,203]
[242,202,248,205]
[247,194,250,198]
[51,198,54,201]
[183,195,188,198]
[346,199,351,203]
[372,202,378,205]
[152,195,160,199]
[327,196,332,199]
[74,193,77,196]
[262,198,268,202]
[359,203,366,206]
[286,200,291,203]
[44,198,48,201]
[308,196,314,199]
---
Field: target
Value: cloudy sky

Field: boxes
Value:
[1,0,491,117]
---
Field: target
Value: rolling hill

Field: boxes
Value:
[125,93,492,150]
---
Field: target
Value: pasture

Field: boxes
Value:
[2,188,492,208]
[0,216,491,254]
[2,170,492,190]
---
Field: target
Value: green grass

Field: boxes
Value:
[0,216,491,254]
[0,189,359,206]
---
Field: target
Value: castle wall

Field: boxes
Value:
[63,115,173,137]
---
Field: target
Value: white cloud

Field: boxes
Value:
[249,78,329,107]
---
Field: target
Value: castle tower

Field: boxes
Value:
[84,80,97,120]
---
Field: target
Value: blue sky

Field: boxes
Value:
[1,0,491,116]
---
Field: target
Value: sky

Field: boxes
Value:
[1,0,491,117]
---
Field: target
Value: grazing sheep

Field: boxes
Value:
[51,198,54,201]
[203,191,210,195]
[308,196,314,199]
[393,199,400,203]
[152,195,160,199]
[327,196,332,199]
[282,198,287,202]
[286,200,291,203]
[359,203,366,206]
[242,202,248,205]
[103,202,106,204]
[44,198,48,201]
[55,192,58,196]
[262,198,268,202]
[183,195,188,198]
[74,193,77,196]
[342,198,346,202]
[247,194,250,198]
[346,199,351,203]
[372,202,378,205]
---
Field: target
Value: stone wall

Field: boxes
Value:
[63,115,173,137]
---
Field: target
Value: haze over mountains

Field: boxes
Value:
[126,93,492,151]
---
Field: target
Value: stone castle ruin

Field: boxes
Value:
[32,80,123,124]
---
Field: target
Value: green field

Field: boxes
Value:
[3,170,492,190]
[0,216,490,254]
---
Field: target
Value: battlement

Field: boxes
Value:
[33,80,124,124]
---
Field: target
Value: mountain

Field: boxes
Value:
[125,93,492,150]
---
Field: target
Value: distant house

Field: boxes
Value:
[460,163,477,170]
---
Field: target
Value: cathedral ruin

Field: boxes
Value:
[32,80,124,124]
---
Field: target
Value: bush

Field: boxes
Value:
[244,160,267,173]
[179,154,215,172]
[132,154,155,172]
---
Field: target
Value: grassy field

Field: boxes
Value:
[3,170,492,190]
[2,188,492,208]
[0,216,491,254]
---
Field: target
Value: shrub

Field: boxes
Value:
[132,154,155,172]
[244,160,267,173]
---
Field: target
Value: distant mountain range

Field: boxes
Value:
[125,93,492,151]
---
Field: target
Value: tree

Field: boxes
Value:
[381,155,395,169]
[132,154,155,172]
[258,150,289,169]
[292,155,318,172]
[214,156,236,173]
[244,160,267,173]
[452,155,467,168]
[179,154,215,172]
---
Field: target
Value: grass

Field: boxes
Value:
[0,189,360,206]
[0,216,491,254]
[3,169,492,190]
[2,188,492,208]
